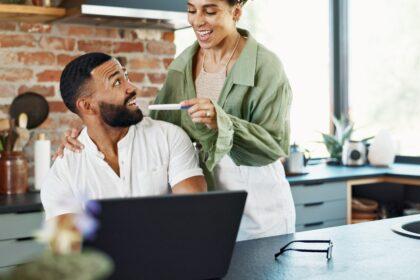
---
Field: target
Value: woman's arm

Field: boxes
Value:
[202,81,292,170]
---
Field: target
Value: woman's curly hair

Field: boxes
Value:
[227,0,249,6]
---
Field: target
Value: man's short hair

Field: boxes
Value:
[60,52,112,114]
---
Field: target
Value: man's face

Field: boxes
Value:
[90,59,143,127]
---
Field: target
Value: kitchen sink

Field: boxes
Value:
[392,220,420,239]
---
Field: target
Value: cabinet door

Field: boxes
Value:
[0,212,44,241]
[291,181,347,205]
[0,239,44,268]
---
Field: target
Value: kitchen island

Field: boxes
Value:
[224,214,420,280]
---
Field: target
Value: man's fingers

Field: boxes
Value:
[180,98,199,107]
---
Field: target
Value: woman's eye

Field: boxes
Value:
[188,9,196,14]
[206,11,216,15]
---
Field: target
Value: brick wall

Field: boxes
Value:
[0,22,175,181]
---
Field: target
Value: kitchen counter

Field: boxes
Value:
[1,163,420,214]
[288,162,420,185]
[224,214,420,280]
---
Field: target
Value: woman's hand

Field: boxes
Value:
[180,98,218,130]
[52,127,84,160]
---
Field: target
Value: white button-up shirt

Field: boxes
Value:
[41,118,203,220]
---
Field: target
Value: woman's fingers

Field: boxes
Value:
[52,143,65,160]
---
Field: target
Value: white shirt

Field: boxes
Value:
[41,118,203,220]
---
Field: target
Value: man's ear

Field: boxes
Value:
[76,96,97,116]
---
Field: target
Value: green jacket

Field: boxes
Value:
[151,29,292,182]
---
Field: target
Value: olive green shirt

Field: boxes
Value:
[151,29,292,178]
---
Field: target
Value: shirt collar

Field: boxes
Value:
[79,125,136,158]
[169,28,258,87]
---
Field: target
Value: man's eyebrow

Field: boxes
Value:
[108,70,120,80]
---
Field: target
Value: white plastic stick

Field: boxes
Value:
[148,104,191,111]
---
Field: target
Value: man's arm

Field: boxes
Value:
[172,175,207,194]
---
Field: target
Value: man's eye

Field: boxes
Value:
[114,79,121,86]
[125,73,129,81]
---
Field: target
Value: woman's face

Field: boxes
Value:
[187,0,241,49]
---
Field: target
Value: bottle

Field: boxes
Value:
[34,133,51,191]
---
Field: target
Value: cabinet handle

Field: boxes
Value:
[304,221,324,228]
[303,182,324,187]
[304,202,324,207]
[16,237,34,242]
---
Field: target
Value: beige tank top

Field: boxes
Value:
[195,36,241,102]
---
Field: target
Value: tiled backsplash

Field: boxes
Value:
[0,22,175,180]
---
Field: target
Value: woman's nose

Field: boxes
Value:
[192,12,206,27]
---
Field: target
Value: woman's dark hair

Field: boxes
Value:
[227,0,248,6]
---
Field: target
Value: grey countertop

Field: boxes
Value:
[224,214,420,280]
[287,162,420,185]
[1,163,420,214]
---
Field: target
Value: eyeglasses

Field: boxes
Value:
[274,240,333,260]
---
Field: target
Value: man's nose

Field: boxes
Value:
[126,81,136,94]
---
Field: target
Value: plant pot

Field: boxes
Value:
[0,151,29,195]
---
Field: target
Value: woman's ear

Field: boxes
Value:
[232,5,242,22]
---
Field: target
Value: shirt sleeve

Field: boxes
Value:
[40,155,83,220]
[200,80,292,171]
[166,124,204,187]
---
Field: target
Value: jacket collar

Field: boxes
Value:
[169,29,257,87]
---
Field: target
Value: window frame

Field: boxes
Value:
[331,0,420,163]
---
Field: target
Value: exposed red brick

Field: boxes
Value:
[38,117,55,129]
[57,54,79,66]
[49,101,68,113]
[18,52,55,65]
[162,32,175,42]
[0,34,35,48]
[128,57,160,70]
[138,87,158,97]
[36,70,62,82]
[113,42,144,53]
[78,40,113,53]
[19,23,51,33]
[0,68,33,82]
[95,27,120,39]
[128,72,145,83]
[58,25,95,37]
[0,22,16,31]
[0,84,16,98]
[163,58,174,69]
[57,114,82,128]
[40,36,75,51]
[147,73,166,84]
[18,85,55,97]
[147,41,175,55]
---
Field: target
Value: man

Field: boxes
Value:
[41,52,207,221]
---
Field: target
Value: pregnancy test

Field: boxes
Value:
[148,104,192,111]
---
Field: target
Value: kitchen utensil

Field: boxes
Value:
[0,151,29,195]
[9,92,49,129]
[342,140,367,166]
[0,119,10,131]
[285,143,309,174]
[5,119,17,152]
[147,103,192,110]
[13,113,31,152]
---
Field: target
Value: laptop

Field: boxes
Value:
[83,191,247,280]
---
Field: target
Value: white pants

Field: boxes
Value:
[213,155,296,241]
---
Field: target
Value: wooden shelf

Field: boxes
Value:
[0,4,65,22]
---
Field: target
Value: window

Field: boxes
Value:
[349,0,420,156]
[175,0,331,158]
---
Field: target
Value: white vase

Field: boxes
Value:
[368,130,396,167]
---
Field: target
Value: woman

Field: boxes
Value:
[58,0,295,241]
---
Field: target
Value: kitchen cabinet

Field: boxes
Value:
[0,4,65,22]
[291,181,348,231]
[0,211,44,269]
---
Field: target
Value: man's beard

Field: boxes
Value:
[99,95,143,128]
